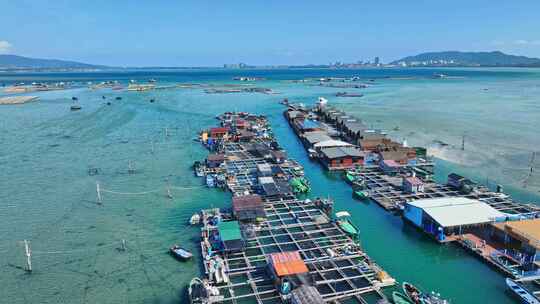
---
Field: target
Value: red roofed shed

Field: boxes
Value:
[210,127,228,138]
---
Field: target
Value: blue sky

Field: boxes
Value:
[1,0,540,66]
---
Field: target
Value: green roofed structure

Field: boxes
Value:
[218,221,245,252]
[218,221,242,241]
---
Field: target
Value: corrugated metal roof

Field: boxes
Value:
[303,131,332,144]
[344,121,368,133]
[270,251,309,277]
[258,176,274,184]
[218,221,242,241]
[232,194,263,211]
[321,146,364,159]
[407,197,504,228]
[405,176,424,185]
[313,140,352,148]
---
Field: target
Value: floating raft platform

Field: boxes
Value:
[352,167,540,215]
[191,112,395,304]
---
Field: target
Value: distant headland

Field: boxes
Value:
[390,51,540,67]
[1,51,540,72]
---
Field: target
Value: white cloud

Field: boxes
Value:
[0,40,12,54]
[490,40,540,47]
[512,39,540,46]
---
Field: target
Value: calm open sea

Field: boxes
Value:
[1,68,539,303]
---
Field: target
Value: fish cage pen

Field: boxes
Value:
[351,167,540,216]
[199,197,393,304]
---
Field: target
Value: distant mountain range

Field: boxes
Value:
[2,51,540,70]
[0,54,106,70]
[391,51,540,67]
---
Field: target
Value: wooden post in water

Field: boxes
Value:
[96,182,103,205]
[24,240,32,273]
[166,178,173,199]
[461,134,465,151]
[121,239,126,251]
[128,160,135,174]
[151,141,155,154]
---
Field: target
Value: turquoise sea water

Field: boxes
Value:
[1,68,539,303]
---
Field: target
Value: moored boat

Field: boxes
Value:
[393,292,414,304]
[403,282,448,304]
[206,175,215,187]
[403,282,422,304]
[169,245,193,261]
[335,211,359,239]
[189,213,201,225]
[506,278,540,304]
[307,148,317,159]
[353,190,370,200]
[70,105,82,111]
[188,277,223,304]
[345,171,357,184]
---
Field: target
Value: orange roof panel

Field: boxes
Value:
[270,251,309,277]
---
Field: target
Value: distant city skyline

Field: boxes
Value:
[1,1,540,67]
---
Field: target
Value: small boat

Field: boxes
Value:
[189,213,201,225]
[70,105,82,111]
[71,96,78,101]
[433,73,447,79]
[345,171,357,184]
[403,282,422,304]
[506,278,540,304]
[150,99,155,103]
[115,96,122,100]
[102,95,106,99]
[335,92,364,97]
[169,245,193,261]
[393,292,414,304]
[335,211,359,239]
[106,101,111,105]
[206,175,215,187]
[188,277,222,304]
[353,190,370,200]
